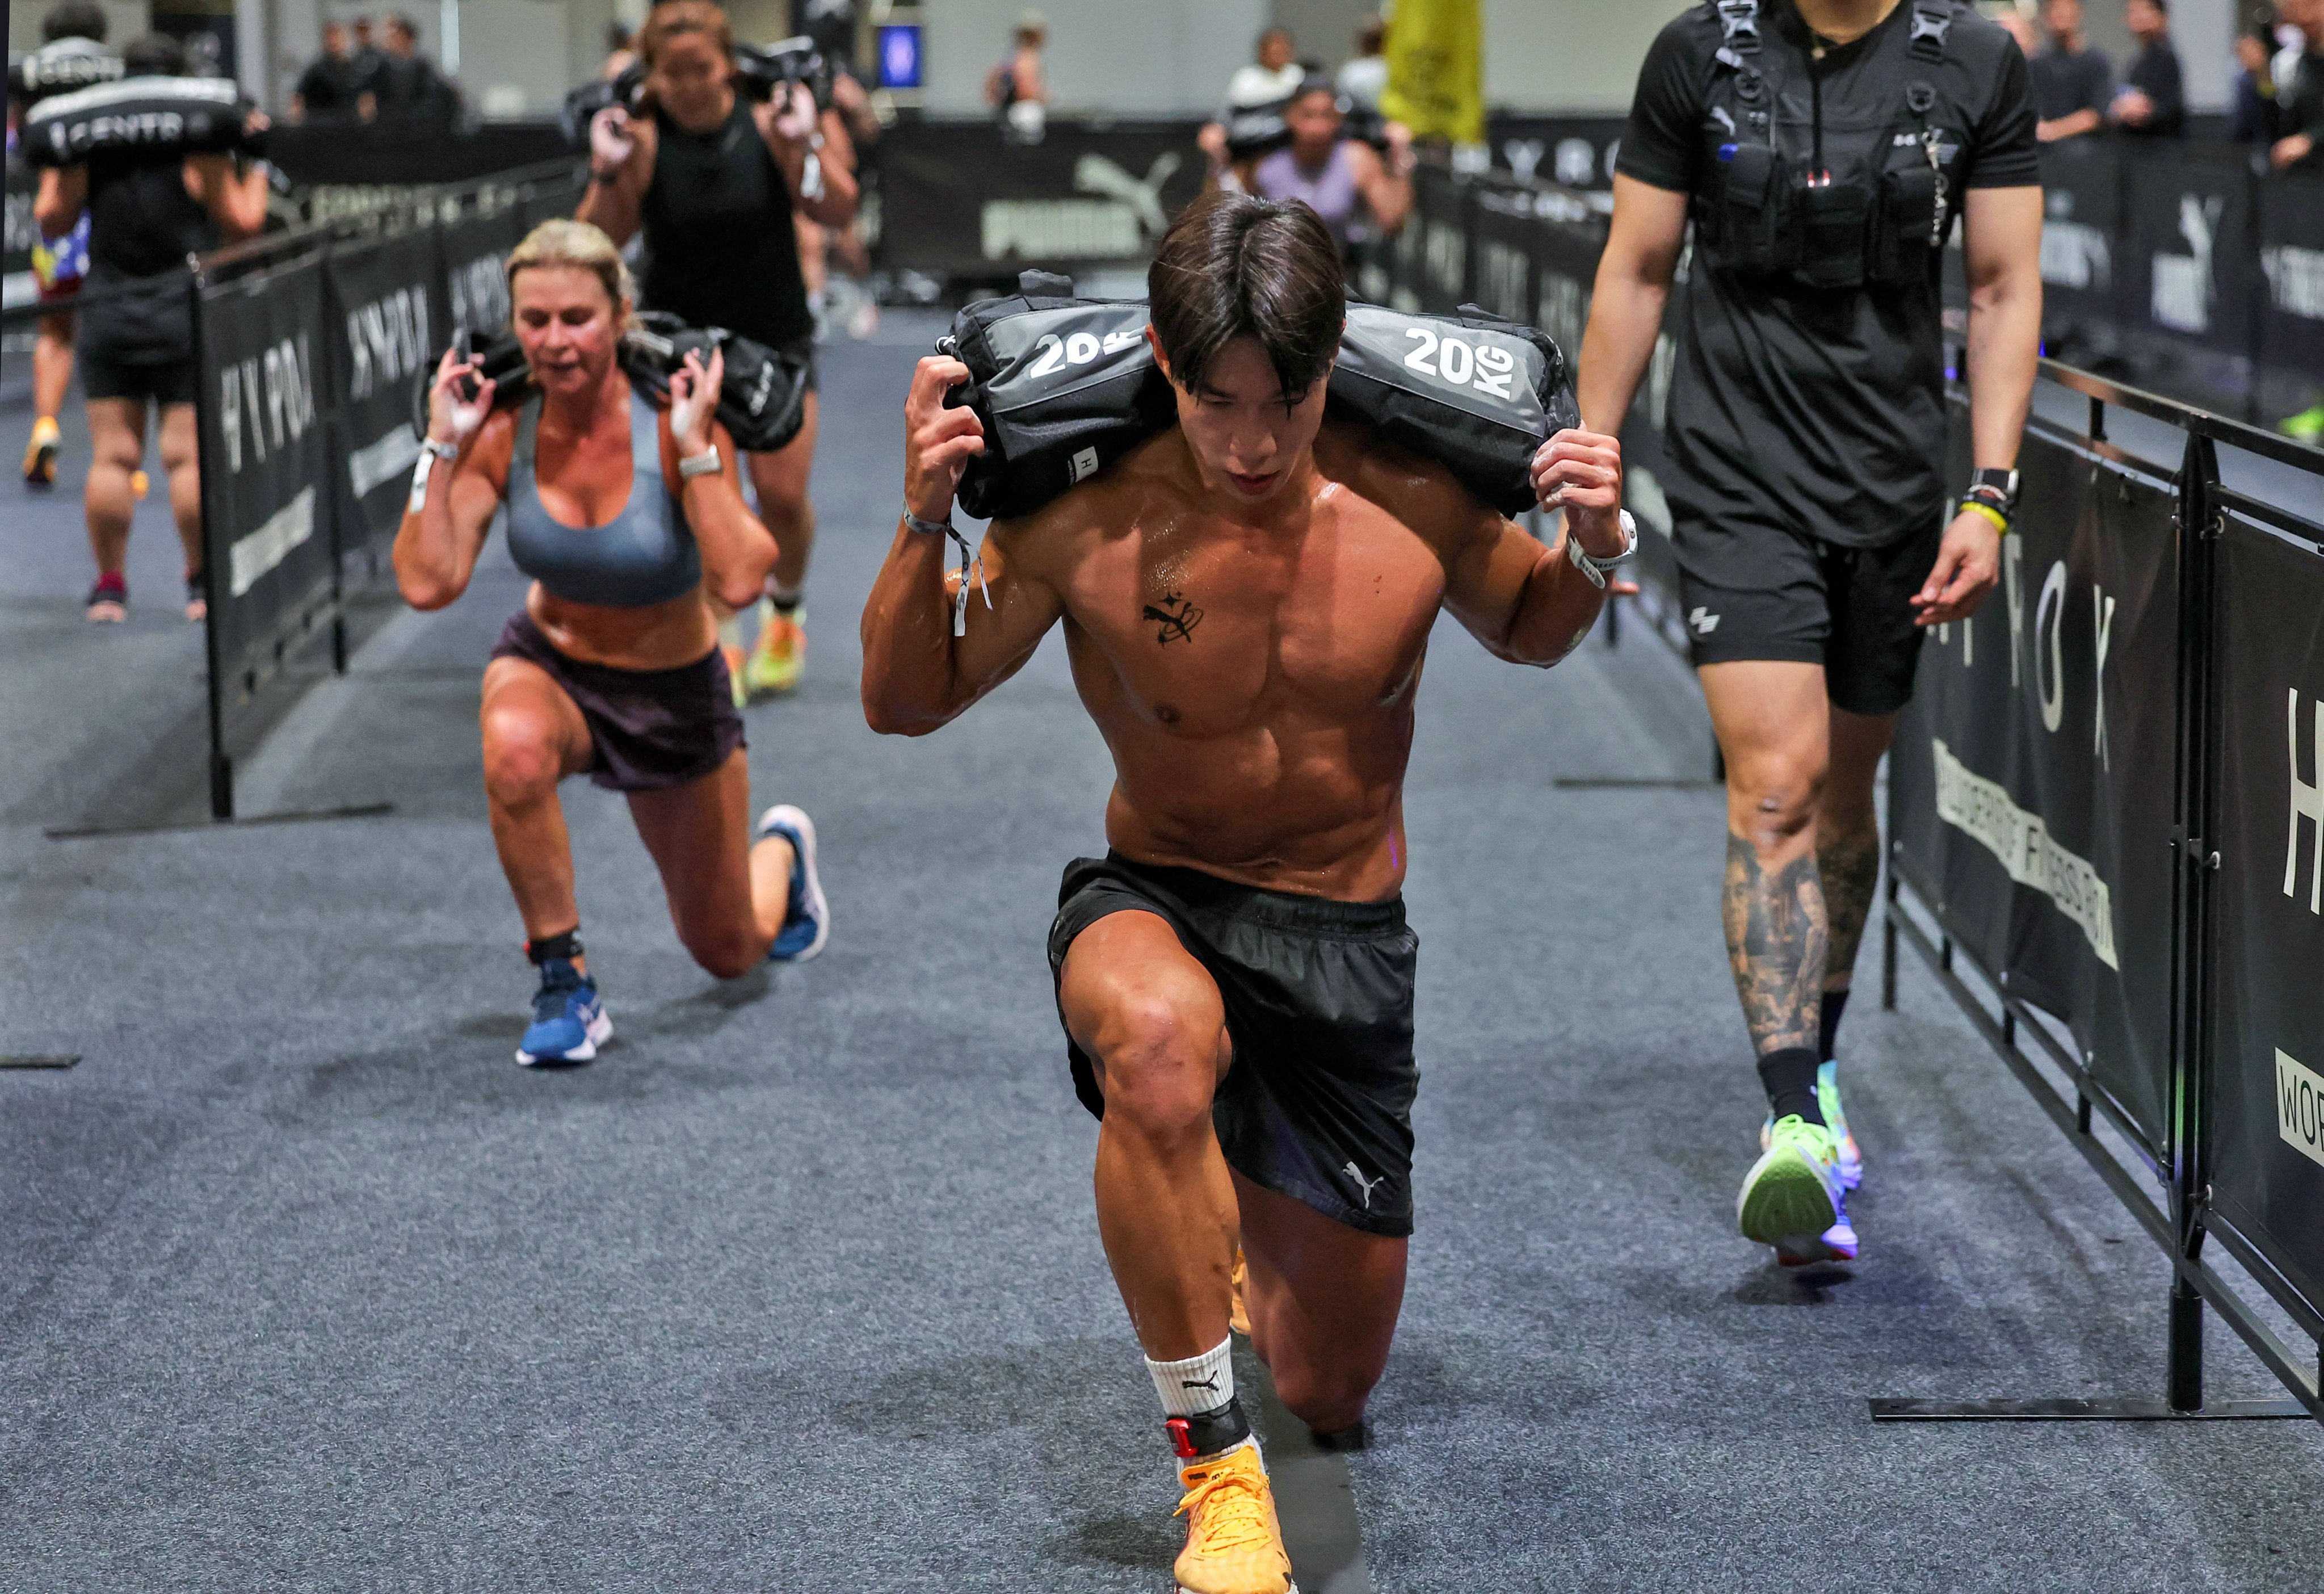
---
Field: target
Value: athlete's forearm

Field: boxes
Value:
[1499,542,1608,667]
[680,474,777,610]
[393,460,472,610]
[574,173,639,248]
[860,519,974,735]
[1964,256,2041,473]
[1576,276,1667,439]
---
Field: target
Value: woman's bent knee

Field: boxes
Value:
[481,715,564,804]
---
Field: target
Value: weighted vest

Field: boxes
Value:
[1692,0,1962,290]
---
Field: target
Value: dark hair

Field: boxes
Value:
[606,20,633,51]
[123,32,188,77]
[42,0,108,43]
[1356,18,1387,56]
[641,0,735,68]
[1294,71,1340,106]
[385,12,417,37]
[1148,191,1344,400]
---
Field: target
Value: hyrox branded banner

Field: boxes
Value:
[1889,422,2182,1155]
[2205,520,2324,1314]
[327,228,448,547]
[197,256,335,685]
[872,119,1205,282]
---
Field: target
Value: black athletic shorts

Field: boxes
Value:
[1673,512,1944,718]
[1048,852,1419,1238]
[81,354,196,407]
[490,611,745,792]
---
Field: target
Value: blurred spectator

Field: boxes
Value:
[2275,0,2324,167]
[372,13,456,121]
[603,20,636,80]
[1224,26,1303,110]
[1337,16,1389,112]
[2232,17,2282,142]
[349,15,385,96]
[984,11,1047,141]
[291,20,369,121]
[795,0,859,78]
[2111,0,2184,135]
[2031,0,2113,141]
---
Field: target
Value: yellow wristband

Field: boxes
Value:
[1960,500,2011,535]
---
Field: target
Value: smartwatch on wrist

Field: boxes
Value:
[1566,510,1639,590]
[1959,467,2020,534]
[678,446,721,480]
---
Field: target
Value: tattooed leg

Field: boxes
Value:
[1721,833,1829,1056]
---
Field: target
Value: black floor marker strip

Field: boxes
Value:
[1234,1339,1375,1594]
[0,1055,81,1068]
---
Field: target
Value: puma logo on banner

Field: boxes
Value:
[980,153,1182,262]
[2275,1048,2324,1171]
[2151,193,2223,334]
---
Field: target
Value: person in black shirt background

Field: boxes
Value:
[2031,0,2112,140]
[2230,18,2282,144]
[577,0,859,699]
[1575,0,2044,1266]
[372,14,456,123]
[291,20,369,121]
[2111,0,2185,136]
[2272,0,2324,170]
[31,32,271,624]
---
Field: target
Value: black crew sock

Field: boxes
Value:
[1757,1047,1825,1127]
[526,928,583,965]
[1819,988,1850,1063]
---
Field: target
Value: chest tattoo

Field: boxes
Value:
[1142,592,1203,647]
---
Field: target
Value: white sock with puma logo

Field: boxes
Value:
[1147,1335,1235,1417]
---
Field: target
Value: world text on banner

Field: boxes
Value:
[1931,736,2120,971]
[2277,1049,2324,1172]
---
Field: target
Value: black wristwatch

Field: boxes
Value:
[1959,467,2020,532]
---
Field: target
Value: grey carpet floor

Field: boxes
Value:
[1,316,2318,1592]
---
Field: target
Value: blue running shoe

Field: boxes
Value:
[757,803,829,962]
[516,958,612,1066]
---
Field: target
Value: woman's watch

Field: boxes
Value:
[1566,509,1639,590]
[678,446,721,480]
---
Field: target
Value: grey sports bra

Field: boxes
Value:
[505,389,703,609]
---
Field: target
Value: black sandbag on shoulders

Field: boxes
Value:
[942,280,1575,521]
[943,271,1174,522]
[408,316,812,457]
[22,74,260,167]
[12,38,124,103]
[1328,301,1577,516]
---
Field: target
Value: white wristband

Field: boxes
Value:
[678,446,721,480]
[407,441,456,512]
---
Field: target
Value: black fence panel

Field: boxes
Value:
[2036,140,2125,358]
[2258,175,2324,391]
[1406,166,1470,316]
[1891,402,2182,1156]
[438,206,526,340]
[196,253,338,712]
[870,118,1205,285]
[2205,515,2324,1330]
[326,223,448,558]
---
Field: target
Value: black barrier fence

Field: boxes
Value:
[1385,160,2324,1420]
[870,117,1208,289]
[191,158,584,820]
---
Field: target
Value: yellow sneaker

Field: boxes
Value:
[131,469,149,501]
[1172,1444,1295,1594]
[1229,1247,1253,1339]
[22,416,59,486]
[744,599,806,695]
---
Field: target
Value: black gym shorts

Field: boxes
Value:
[81,354,196,408]
[1048,852,1420,1238]
[490,611,745,792]
[1674,511,1945,718]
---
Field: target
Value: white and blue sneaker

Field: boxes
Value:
[516,958,612,1066]
[756,803,829,963]
[1761,1060,1864,1190]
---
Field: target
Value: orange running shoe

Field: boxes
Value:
[744,599,805,695]
[1172,1444,1295,1594]
[23,416,60,486]
[131,469,149,501]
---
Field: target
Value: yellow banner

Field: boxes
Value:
[1379,0,1485,145]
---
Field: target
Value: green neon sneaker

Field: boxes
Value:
[1762,1061,1863,1190]
[743,599,806,696]
[1738,1115,1850,1265]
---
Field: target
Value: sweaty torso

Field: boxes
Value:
[1030,422,1449,902]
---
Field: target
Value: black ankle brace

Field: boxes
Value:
[1166,1399,1251,1460]
[526,929,583,964]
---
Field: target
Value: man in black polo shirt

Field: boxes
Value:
[2112,0,2186,138]
[2031,0,2112,140]
[1575,0,2043,1265]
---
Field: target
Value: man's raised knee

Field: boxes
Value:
[1088,980,1222,1139]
